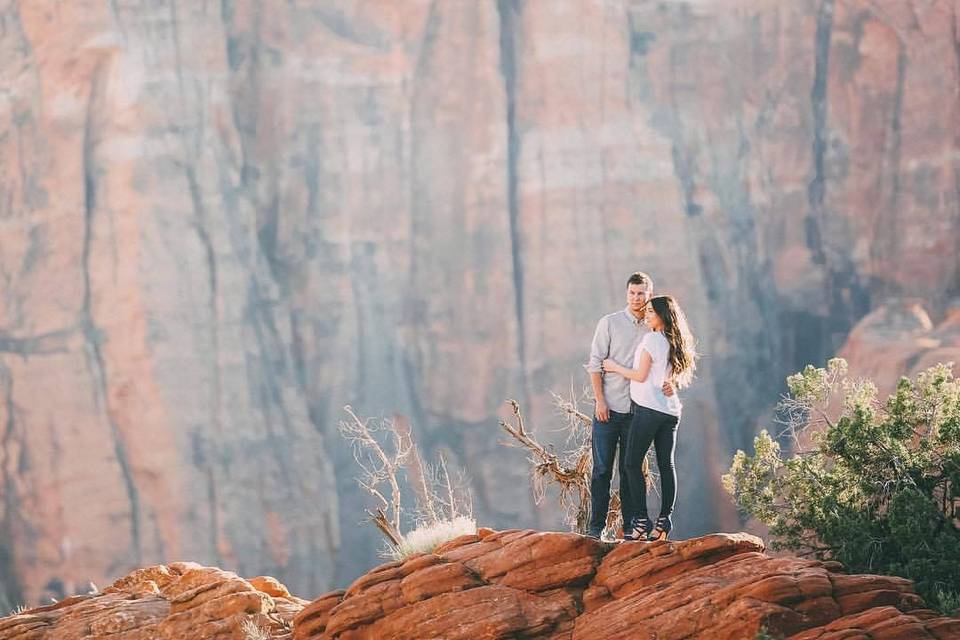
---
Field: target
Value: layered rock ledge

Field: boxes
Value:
[3,531,959,639]
[0,562,306,640]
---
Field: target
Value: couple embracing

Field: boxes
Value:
[584,272,697,542]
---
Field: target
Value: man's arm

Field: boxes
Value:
[590,371,609,422]
[585,317,610,422]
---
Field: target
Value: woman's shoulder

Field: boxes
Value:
[644,330,668,344]
[643,331,669,352]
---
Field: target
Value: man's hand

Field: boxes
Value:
[602,358,621,374]
[662,380,675,397]
[595,397,610,422]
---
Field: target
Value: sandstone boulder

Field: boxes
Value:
[302,531,960,640]
[0,562,307,640]
[3,531,959,640]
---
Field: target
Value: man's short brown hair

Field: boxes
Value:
[626,271,653,291]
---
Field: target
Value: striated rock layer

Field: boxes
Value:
[297,530,960,640]
[4,531,959,640]
[1,0,959,606]
[0,561,307,640]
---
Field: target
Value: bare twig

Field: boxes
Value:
[605,493,622,533]
[366,508,404,547]
[394,414,438,524]
[438,453,457,518]
[551,391,593,427]
[341,406,411,541]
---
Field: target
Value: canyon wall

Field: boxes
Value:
[0,0,958,607]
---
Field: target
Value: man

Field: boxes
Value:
[584,272,672,539]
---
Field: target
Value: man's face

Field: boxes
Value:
[627,284,651,315]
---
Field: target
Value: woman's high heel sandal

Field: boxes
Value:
[648,515,672,541]
[624,516,653,542]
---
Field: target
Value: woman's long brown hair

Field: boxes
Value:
[648,295,698,389]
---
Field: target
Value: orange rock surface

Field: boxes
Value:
[3,530,959,639]
[0,562,308,640]
[301,530,960,639]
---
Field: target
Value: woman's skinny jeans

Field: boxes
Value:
[625,402,680,524]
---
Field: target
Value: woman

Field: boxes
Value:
[603,295,697,541]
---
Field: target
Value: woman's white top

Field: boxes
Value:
[629,331,682,417]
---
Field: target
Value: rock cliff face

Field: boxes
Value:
[839,301,960,394]
[1,0,959,607]
[2,531,959,640]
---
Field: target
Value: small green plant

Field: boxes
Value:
[724,359,960,610]
[934,587,960,617]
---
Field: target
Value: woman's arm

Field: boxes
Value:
[603,349,653,383]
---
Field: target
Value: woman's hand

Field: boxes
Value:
[605,351,652,383]
[602,358,622,374]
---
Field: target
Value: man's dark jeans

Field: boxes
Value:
[589,409,633,533]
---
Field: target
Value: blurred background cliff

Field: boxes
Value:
[1,0,958,608]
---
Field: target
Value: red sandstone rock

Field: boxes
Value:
[291,591,344,640]
[0,562,302,639]
[309,531,958,640]
[3,531,959,640]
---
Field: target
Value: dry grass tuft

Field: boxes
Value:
[239,617,270,640]
[390,516,477,560]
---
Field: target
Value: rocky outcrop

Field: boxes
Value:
[1,0,959,606]
[293,530,960,640]
[0,561,307,640]
[4,531,958,640]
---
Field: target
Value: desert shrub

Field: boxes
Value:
[934,587,960,617]
[724,359,960,613]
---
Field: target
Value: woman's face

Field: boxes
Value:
[644,303,664,331]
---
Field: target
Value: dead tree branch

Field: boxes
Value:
[499,398,593,533]
[340,406,411,543]
[341,407,475,550]
[499,391,652,537]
